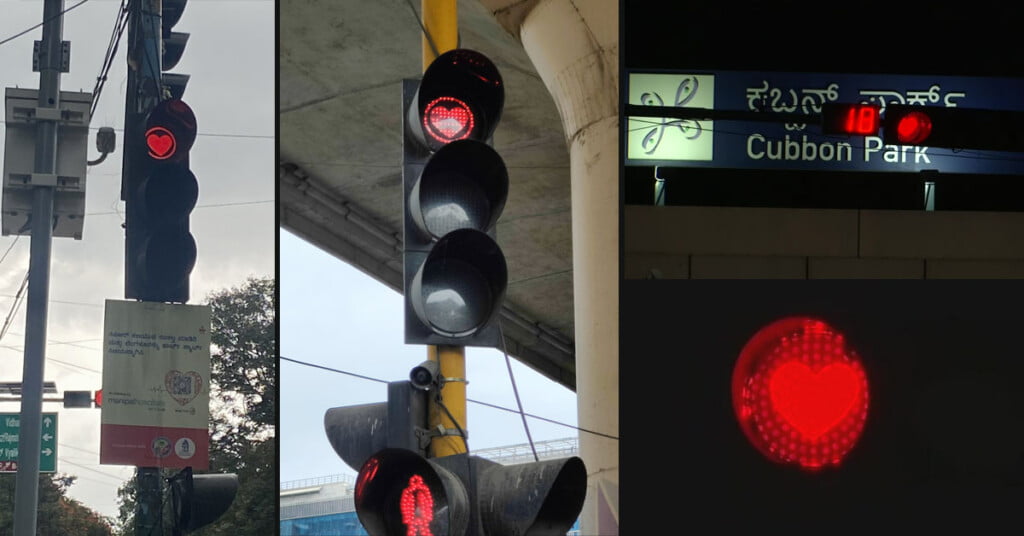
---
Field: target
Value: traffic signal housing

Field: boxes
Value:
[168,467,238,535]
[125,98,198,303]
[403,49,509,348]
[354,449,586,536]
[327,379,588,536]
[160,0,191,99]
[882,104,1024,151]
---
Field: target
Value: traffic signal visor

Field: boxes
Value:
[170,467,238,534]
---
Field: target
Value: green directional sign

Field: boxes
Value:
[0,413,57,473]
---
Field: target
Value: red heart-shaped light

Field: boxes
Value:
[146,128,176,159]
[733,317,869,469]
[422,96,475,145]
[769,361,860,440]
[428,104,470,139]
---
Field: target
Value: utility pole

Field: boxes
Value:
[420,0,468,461]
[124,1,167,534]
[13,1,64,534]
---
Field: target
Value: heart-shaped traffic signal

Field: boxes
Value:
[424,96,474,143]
[146,127,177,160]
[733,317,869,470]
[769,361,863,441]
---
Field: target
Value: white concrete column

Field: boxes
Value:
[515,1,619,533]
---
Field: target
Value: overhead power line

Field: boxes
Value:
[279,355,620,441]
[0,0,92,47]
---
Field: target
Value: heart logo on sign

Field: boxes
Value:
[164,370,203,406]
[769,361,861,440]
[145,127,176,159]
[424,97,473,141]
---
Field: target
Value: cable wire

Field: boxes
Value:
[0,0,92,48]
[0,272,30,343]
[280,355,620,441]
[279,355,388,384]
[0,235,22,267]
[434,392,469,454]
[90,0,130,118]
[499,322,539,462]
[403,0,440,62]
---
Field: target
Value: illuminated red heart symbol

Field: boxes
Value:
[146,128,176,159]
[427,100,472,140]
[769,361,861,440]
[164,370,203,406]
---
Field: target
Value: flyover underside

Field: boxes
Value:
[279,161,578,390]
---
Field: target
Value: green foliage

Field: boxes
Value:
[0,473,113,535]
[114,276,276,535]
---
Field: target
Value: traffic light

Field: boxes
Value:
[62,390,101,409]
[125,98,198,303]
[403,49,509,348]
[622,281,1024,531]
[160,0,191,99]
[168,467,238,535]
[882,104,1024,151]
[731,317,869,471]
[327,378,588,535]
[354,448,586,536]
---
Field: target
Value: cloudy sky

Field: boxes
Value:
[280,229,581,486]
[0,0,274,521]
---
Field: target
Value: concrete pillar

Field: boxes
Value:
[483,0,619,533]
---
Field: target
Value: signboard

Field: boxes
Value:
[0,413,57,473]
[626,70,1024,175]
[100,300,211,468]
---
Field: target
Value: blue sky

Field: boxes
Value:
[279,229,580,483]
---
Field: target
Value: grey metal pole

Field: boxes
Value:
[13,0,63,534]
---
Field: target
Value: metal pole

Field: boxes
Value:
[13,0,62,534]
[421,0,468,458]
[129,1,165,534]
[136,467,163,536]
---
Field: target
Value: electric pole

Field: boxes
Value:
[13,1,65,534]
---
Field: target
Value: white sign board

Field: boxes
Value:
[100,299,211,468]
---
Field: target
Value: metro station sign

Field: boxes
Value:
[626,70,1024,175]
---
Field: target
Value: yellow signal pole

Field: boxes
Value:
[422,0,466,458]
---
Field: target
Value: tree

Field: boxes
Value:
[0,474,113,535]
[114,276,276,535]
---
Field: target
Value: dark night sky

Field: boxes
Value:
[624,3,1024,77]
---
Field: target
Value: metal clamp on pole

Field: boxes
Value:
[428,424,467,440]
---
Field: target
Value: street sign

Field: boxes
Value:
[626,70,1024,175]
[0,413,58,473]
